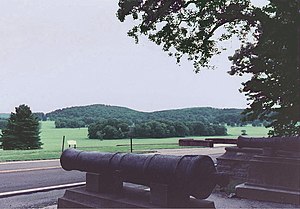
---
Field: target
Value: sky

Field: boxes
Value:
[0,0,265,113]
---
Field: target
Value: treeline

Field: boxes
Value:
[55,119,86,128]
[0,112,46,130]
[1,104,265,131]
[88,119,227,139]
[46,104,254,128]
[32,112,47,121]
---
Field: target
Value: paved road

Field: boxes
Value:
[0,189,66,208]
[0,159,85,194]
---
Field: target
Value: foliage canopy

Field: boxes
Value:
[46,104,247,128]
[117,0,300,136]
[88,118,227,139]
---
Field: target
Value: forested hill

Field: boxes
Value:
[46,104,244,127]
[148,108,242,124]
[46,104,146,122]
[0,113,10,119]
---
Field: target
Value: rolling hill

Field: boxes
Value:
[46,104,244,125]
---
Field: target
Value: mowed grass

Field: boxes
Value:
[0,121,271,162]
[225,125,271,137]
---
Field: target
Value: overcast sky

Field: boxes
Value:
[0,0,266,113]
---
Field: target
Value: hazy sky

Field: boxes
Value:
[0,0,263,113]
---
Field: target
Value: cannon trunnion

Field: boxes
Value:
[59,149,225,208]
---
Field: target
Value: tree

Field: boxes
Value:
[1,104,42,150]
[229,1,300,136]
[241,129,247,135]
[189,121,208,136]
[174,121,189,137]
[117,0,300,136]
[213,124,227,135]
[147,121,167,138]
[102,125,120,139]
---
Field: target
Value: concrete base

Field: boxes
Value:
[235,153,300,205]
[216,147,263,181]
[236,183,300,205]
[58,185,215,208]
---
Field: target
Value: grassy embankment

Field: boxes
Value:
[0,121,270,162]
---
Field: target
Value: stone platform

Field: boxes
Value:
[58,185,215,208]
[216,136,300,205]
[216,146,263,181]
[236,154,300,205]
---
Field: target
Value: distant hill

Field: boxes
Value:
[148,107,243,124]
[46,104,146,122]
[46,104,245,127]
[0,114,10,129]
[0,113,10,119]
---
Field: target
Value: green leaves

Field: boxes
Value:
[1,104,43,150]
[117,0,258,71]
[230,0,300,136]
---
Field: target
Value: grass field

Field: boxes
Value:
[0,121,271,162]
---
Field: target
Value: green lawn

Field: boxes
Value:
[0,121,270,162]
[226,125,271,137]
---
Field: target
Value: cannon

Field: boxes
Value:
[237,136,300,152]
[60,149,227,206]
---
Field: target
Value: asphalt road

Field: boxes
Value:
[0,189,65,208]
[0,159,85,193]
[0,160,85,208]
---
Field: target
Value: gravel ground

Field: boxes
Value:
[208,191,298,208]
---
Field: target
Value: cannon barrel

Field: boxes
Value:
[237,136,300,151]
[61,149,225,199]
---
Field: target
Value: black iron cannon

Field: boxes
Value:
[237,136,300,152]
[60,149,227,200]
